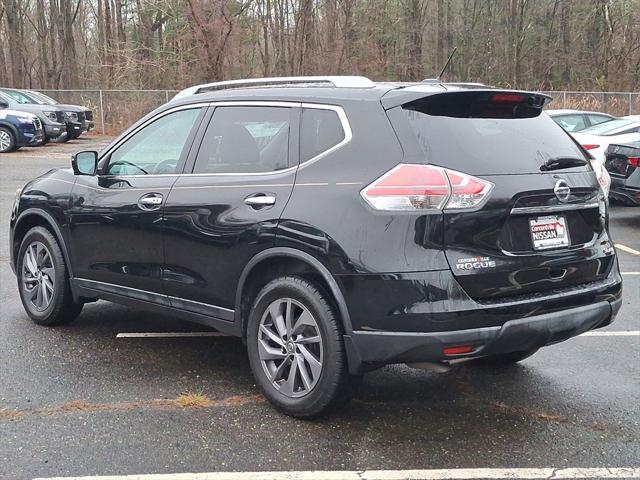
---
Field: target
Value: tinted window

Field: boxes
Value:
[194,106,291,174]
[107,108,202,175]
[553,114,587,132]
[401,107,589,175]
[300,108,345,162]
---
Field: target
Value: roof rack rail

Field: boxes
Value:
[172,76,375,100]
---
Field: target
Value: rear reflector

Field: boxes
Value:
[582,144,600,150]
[361,164,493,211]
[443,345,474,355]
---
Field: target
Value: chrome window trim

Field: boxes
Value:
[100,101,353,178]
[510,202,599,215]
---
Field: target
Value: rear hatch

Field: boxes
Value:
[391,90,613,301]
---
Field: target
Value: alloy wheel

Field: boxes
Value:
[258,298,324,398]
[22,241,56,312]
[0,130,11,151]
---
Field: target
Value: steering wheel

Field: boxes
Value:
[109,160,148,175]
[152,159,178,174]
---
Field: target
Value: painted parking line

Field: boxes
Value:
[615,243,640,256]
[33,467,640,480]
[622,272,640,275]
[581,331,640,337]
[116,332,226,338]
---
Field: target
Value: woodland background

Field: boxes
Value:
[1,0,639,92]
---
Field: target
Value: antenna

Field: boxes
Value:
[437,47,457,81]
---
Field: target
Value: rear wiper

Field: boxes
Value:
[540,157,588,171]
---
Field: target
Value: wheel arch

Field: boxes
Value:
[235,247,353,339]
[12,208,74,279]
[0,121,19,142]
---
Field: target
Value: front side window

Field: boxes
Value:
[300,108,345,162]
[194,106,291,174]
[106,108,202,175]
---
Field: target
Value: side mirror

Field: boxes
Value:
[72,151,98,176]
[0,101,8,109]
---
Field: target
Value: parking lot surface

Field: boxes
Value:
[0,139,638,480]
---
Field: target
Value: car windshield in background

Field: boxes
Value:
[0,89,37,104]
[580,119,637,135]
[28,91,58,105]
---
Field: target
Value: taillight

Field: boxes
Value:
[582,144,600,150]
[628,157,639,168]
[361,164,493,211]
[491,93,526,103]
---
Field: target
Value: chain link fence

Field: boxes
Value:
[34,89,640,136]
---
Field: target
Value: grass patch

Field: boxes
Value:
[174,392,214,408]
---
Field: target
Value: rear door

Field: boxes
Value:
[394,91,614,300]
[161,103,299,320]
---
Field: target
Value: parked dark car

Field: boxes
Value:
[0,88,75,143]
[25,90,95,135]
[0,104,44,152]
[9,77,622,418]
[605,141,640,206]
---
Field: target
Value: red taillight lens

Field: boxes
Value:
[582,144,600,150]
[491,93,526,103]
[443,345,475,355]
[628,157,640,168]
[361,164,493,211]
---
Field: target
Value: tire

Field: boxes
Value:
[17,226,83,326]
[0,126,17,153]
[247,276,359,418]
[475,348,539,366]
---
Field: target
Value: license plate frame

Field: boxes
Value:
[529,215,570,251]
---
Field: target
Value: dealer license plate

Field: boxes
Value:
[529,215,569,250]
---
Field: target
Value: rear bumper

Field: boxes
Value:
[609,185,640,206]
[341,264,622,373]
[345,298,621,369]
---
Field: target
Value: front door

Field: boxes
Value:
[162,104,299,321]
[68,106,205,299]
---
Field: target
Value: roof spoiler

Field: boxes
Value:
[172,76,375,101]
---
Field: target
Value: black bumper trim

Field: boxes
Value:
[345,300,616,371]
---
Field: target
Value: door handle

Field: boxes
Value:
[244,194,276,208]
[138,193,163,210]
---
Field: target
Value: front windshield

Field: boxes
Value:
[580,119,636,135]
[28,91,58,105]
[0,89,41,105]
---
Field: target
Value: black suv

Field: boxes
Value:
[10,77,622,417]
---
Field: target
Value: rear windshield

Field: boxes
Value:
[401,105,590,175]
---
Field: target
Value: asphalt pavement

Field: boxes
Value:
[0,139,638,480]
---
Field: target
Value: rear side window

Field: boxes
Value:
[300,108,345,162]
[194,106,291,174]
[400,97,589,175]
